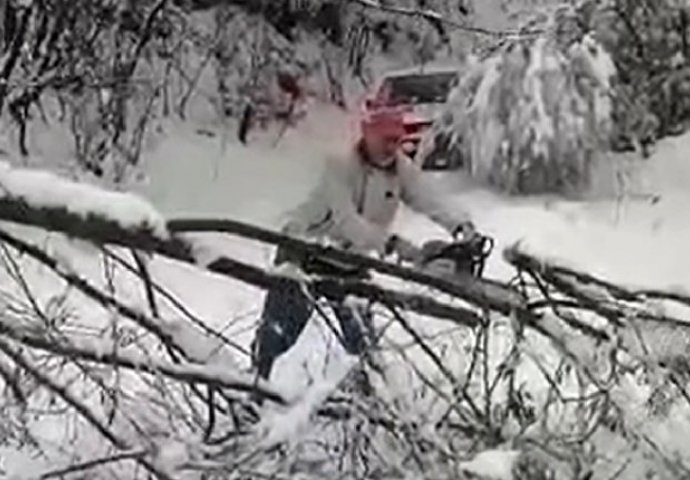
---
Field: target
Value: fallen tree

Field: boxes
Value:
[0,163,688,479]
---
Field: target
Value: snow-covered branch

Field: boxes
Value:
[0,228,189,358]
[1,161,685,343]
[504,243,690,331]
[0,162,169,239]
[0,319,286,404]
[0,163,506,325]
[0,336,176,480]
[167,218,525,315]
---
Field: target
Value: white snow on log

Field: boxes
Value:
[0,161,168,238]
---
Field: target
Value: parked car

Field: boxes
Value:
[360,65,462,169]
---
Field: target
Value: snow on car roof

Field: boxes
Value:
[380,63,463,79]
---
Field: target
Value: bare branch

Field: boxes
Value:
[38,449,149,480]
[0,336,175,480]
[131,249,159,318]
[103,246,250,356]
[0,228,188,359]
[0,320,286,404]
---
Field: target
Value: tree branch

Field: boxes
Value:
[0,195,501,327]
[0,336,175,480]
[0,228,189,358]
[166,218,525,315]
[504,244,690,330]
[115,0,171,89]
[38,449,149,480]
[0,320,286,404]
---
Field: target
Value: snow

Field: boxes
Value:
[571,33,617,90]
[256,357,356,448]
[0,160,168,238]
[376,61,464,79]
[151,439,190,474]
[458,449,521,480]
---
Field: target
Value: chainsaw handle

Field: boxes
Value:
[480,235,495,257]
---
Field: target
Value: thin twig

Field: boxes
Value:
[0,336,175,480]
[385,304,484,424]
[38,449,149,479]
[0,321,286,404]
[0,228,187,358]
[102,247,250,356]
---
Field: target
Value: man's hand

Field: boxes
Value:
[453,221,477,240]
[384,235,422,265]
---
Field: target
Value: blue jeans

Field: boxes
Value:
[252,247,373,380]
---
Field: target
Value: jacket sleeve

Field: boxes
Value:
[321,155,390,252]
[398,154,471,233]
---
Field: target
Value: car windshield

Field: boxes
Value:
[379,71,458,105]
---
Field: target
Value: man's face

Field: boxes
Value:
[362,123,403,167]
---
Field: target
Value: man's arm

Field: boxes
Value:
[398,154,473,235]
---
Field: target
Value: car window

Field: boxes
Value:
[378,72,458,105]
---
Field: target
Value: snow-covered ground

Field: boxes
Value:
[0,101,689,478]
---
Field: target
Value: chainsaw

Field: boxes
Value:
[418,232,495,278]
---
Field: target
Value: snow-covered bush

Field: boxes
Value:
[418,10,616,195]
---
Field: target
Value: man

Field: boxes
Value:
[251,108,475,381]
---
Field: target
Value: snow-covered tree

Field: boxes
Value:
[418,6,615,195]
[500,0,690,151]
[586,0,690,149]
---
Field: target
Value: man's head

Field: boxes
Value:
[360,109,405,168]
